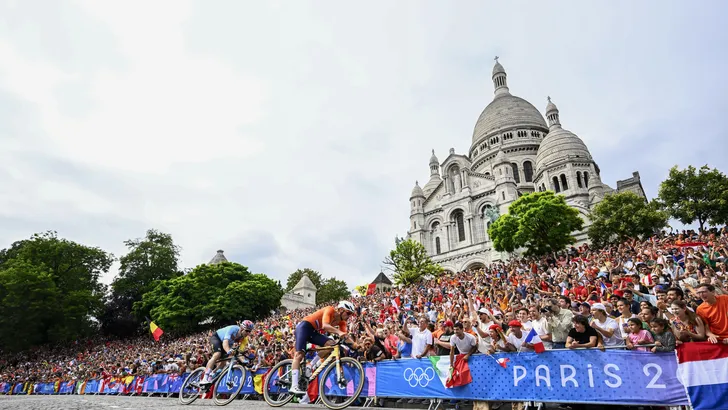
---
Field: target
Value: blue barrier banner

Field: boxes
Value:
[35,383,56,395]
[12,383,24,395]
[167,373,186,394]
[142,374,169,394]
[85,379,100,394]
[215,367,247,394]
[58,381,76,394]
[0,382,10,394]
[375,351,688,406]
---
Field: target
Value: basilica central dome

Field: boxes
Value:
[471,95,547,145]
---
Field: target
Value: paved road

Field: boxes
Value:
[0,395,398,410]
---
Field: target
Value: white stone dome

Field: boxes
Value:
[410,181,425,198]
[535,128,592,171]
[471,95,547,145]
[536,98,593,171]
[422,177,441,196]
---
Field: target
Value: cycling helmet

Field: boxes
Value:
[337,301,356,314]
[240,320,254,331]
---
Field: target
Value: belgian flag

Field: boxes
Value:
[148,319,164,341]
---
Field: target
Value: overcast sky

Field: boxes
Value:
[1,0,727,289]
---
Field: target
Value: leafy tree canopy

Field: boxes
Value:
[488,191,584,257]
[317,277,350,304]
[0,231,113,351]
[134,262,283,334]
[383,238,441,286]
[588,192,668,248]
[101,230,182,337]
[658,165,728,231]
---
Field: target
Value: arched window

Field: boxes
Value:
[435,237,441,254]
[552,176,561,193]
[584,172,590,187]
[523,161,533,182]
[453,210,466,242]
[511,163,521,183]
[560,174,569,190]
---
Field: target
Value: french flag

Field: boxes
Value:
[677,342,728,410]
[392,297,401,313]
[524,328,545,353]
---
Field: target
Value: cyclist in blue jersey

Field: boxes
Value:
[200,320,255,385]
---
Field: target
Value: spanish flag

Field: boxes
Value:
[150,321,164,341]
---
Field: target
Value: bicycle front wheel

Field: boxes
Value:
[262,359,295,407]
[179,368,204,405]
[318,357,365,410]
[212,364,246,406]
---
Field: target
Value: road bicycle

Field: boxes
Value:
[179,345,254,406]
[263,337,365,410]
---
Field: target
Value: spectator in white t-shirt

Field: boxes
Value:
[404,317,434,359]
[590,303,623,347]
[528,305,553,350]
[450,322,478,365]
[505,320,530,352]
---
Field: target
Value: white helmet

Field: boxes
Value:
[337,301,356,314]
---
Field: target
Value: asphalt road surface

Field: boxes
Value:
[0,395,400,410]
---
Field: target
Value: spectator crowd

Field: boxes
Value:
[2,228,728,395]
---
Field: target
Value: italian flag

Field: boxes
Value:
[428,356,453,388]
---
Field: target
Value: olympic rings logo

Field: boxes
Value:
[403,367,436,387]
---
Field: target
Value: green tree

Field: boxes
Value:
[134,262,283,334]
[0,260,59,352]
[102,230,182,337]
[488,191,584,257]
[383,238,441,286]
[588,192,669,247]
[0,231,113,347]
[285,268,323,292]
[317,277,350,304]
[658,165,728,232]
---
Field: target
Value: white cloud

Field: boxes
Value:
[0,0,727,289]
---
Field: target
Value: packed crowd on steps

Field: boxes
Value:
[2,228,728,386]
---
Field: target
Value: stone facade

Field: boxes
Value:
[280,273,317,312]
[407,59,646,273]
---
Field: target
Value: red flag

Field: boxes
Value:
[445,356,473,388]
[307,376,319,403]
[366,283,377,296]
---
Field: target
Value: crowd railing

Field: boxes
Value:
[3,343,727,408]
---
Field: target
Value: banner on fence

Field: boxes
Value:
[375,351,688,406]
[142,374,169,394]
[58,381,76,394]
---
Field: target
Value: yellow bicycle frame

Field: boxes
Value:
[309,344,341,381]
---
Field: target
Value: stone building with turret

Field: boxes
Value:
[280,273,317,312]
[407,58,645,273]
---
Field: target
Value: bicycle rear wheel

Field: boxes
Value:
[212,364,246,406]
[179,368,204,405]
[262,359,295,407]
[318,357,365,410]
